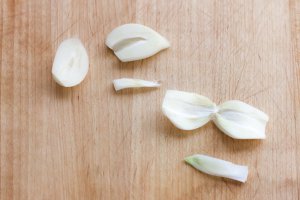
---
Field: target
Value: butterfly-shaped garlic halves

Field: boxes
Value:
[162,90,269,139]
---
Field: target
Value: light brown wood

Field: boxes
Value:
[1,0,300,199]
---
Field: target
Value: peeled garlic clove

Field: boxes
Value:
[106,24,170,62]
[52,38,89,87]
[185,154,248,183]
[162,90,217,130]
[213,100,269,139]
[113,78,160,91]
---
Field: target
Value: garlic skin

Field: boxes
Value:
[52,38,89,87]
[185,154,248,183]
[113,78,160,91]
[106,24,170,62]
[162,90,269,139]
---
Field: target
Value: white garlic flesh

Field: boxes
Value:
[162,90,269,139]
[113,78,160,91]
[185,154,248,183]
[106,24,170,62]
[52,38,89,87]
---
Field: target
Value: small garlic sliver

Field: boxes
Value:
[106,24,170,62]
[162,90,217,130]
[185,154,248,183]
[113,78,160,91]
[213,100,269,139]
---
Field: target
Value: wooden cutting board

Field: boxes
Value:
[1,0,300,199]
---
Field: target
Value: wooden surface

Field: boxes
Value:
[1,0,300,199]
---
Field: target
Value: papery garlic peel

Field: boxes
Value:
[106,24,170,62]
[113,78,160,91]
[185,154,248,183]
[162,90,269,139]
[52,38,89,87]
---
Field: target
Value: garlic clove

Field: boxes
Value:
[162,90,217,130]
[185,154,248,183]
[113,78,160,91]
[52,38,89,87]
[213,100,269,139]
[106,24,170,62]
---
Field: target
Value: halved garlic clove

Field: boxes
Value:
[162,90,217,130]
[113,78,160,91]
[106,24,170,62]
[213,100,269,139]
[162,90,269,139]
[185,154,248,183]
[52,38,89,87]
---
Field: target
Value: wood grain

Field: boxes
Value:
[1,0,300,199]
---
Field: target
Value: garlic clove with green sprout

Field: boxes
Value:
[185,154,248,183]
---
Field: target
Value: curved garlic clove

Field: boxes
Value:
[106,24,170,62]
[52,38,89,87]
[162,90,217,130]
[185,154,248,183]
[213,100,269,139]
[113,78,160,91]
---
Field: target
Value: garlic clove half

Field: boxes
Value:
[213,100,269,139]
[185,154,248,183]
[106,24,170,62]
[113,78,160,91]
[162,90,217,130]
[52,38,89,87]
